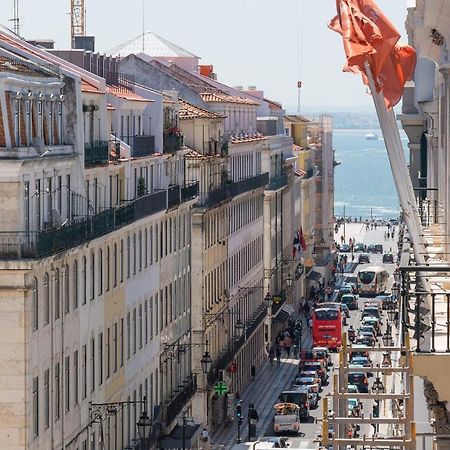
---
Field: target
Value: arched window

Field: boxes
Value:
[32,277,38,330]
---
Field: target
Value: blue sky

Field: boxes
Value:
[0,0,408,111]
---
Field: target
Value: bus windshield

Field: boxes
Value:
[314,309,339,321]
[359,271,375,284]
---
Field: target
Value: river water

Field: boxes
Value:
[333,129,408,220]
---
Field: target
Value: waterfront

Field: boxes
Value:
[333,128,408,220]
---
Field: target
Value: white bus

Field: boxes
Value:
[357,266,389,295]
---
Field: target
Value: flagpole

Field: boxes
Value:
[364,62,431,349]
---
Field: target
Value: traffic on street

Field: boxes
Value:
[226,220,401,450]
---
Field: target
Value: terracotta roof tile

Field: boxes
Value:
[82,80,102,94]
[285,114,310,123]
[179,100,225,120]
[229,135,267,144]
[200,92,259,106]
[107,85,153,102]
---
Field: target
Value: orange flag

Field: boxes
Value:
[329,0,416,108]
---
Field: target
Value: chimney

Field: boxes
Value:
[248,86,257,90]
[234,86,243,91]
[73,36,95,52]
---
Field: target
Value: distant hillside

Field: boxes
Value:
[303,111,380,129]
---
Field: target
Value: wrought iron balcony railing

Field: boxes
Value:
[131,135,156,158]
[162,374,197,426]
[163,135,183,153]
[0,183,199,260]
[85,141,109,166]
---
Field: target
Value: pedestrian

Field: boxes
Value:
[200,428,211,450]
[268,346,275,367]
[384,231,387,240]
[275,347,281,366]
[308,317,313,334]
[251,365,256,380]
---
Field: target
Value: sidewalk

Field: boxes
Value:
[210,316,313,449]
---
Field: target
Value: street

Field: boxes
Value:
[212,221,400,449]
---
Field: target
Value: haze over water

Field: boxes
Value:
[333,129,408,220]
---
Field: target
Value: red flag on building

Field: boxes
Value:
[329,0,416,108]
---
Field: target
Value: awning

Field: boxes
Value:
[159,423,202,449]
[274,303,295,322]
[306,270,322,282]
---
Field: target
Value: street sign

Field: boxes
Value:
[214,382,228,396]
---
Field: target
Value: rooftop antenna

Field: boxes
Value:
[9,0,20,35]
[70,0,86,49]
[296,0,304,114]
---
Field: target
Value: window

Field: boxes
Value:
[120,239,124,282]
[120,318,124,367]
[98,333,103,386]
[24,180,30,232]
[127,312,131,359]
[74,350,79,406]
[82,344,87,399]
[113,322,118,373]
[64,266,70,314]
[138,304,143,349]
[54,269,60,320]
[133,233,137,275]
[155,294,158,336]
[113,243,118,287]
[55,362,60,420]
[127,236,131,279]
[65,355,70,412]
[133,308,137,354]
[32,376,39,436]
[80,256,86,305]
[106,246,110,291]
[43,273,49,325]
[44,369,49,428]
[66,174,71,220]
[150,297,153,339]
[144,300,148,344]
[32,278,38,330]
[91,338,95,392]
[106,328,110,379]
[139,231,142,272]
[144,229,148,268]
[98,249,103,296]
[73,261,78,309]
[90,252,95,300]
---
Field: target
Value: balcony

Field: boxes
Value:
[162,374,197,426]
[84,141,109,166]
[203,140,219,155]
[0,184,199,260]
[266,174,288,191]
[163,134,183,153]
[201,172,269,208]
[130,135,155,158]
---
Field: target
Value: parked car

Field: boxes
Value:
[358,253,370,263]
[348,372,369,393]
[356,334,376,347]
[382,253,394,263]
[341,294,359,310]
[373,244,383,254]
[367,244,375,253]
[354,242,366,252]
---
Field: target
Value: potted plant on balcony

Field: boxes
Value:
[137,177,146,197]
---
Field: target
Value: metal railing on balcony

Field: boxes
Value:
[0,185,198,259]
[84,141,109,166]
[181,181,199,202]
[131,135,156,158]
[245,306,267,338]
[201,172,269,208]
[266,174,288,191]
[163,135,183,153]
[162,374,197,425]
[203,140,219,155]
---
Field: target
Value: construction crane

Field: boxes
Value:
[70,0,85,48]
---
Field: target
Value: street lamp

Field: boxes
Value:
[264,290,272,306]
[235,317,245,338]
[200,348,213,374]
[136,407,152,450]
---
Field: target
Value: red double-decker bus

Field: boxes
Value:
[312,307,342,350]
